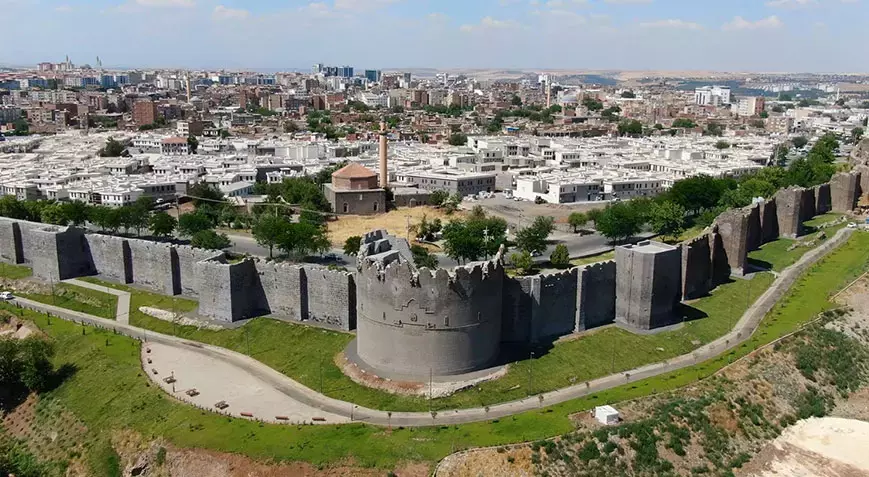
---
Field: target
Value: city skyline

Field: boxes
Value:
[2,0,867,72]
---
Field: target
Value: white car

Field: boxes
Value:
[0,291,14,300]
[848,222,858,229]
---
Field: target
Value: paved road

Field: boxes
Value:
[64,278,131,324]
[17,227,854,427]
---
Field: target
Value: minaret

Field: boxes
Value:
[379,121,388,188]
[546,80,552,109]
[186,72,192,104]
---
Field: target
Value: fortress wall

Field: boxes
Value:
[302,267,356,331]
[0,220,23,264]
[501,276,536,343]
[85,234,132,284]
[799,186,816,222]
[681,233,712,300]
[776,187,804,238]
[759,198,779,245]
[258,262,304,321]
[615,243,682,330]
[535,268,579,341]
[814,183,832,215]
[127,239,179,296]
[175,245,221,297]
[714,208,750,276]
[745,203,762,252]
[831,172,860,213]
[28,226,91,281]
[355,259,504,376]
[577,260,616,331]
[196,258,267,322]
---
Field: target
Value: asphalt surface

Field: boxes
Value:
[12,227,853,427]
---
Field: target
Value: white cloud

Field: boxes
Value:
[54,4,73,12]
[135,0,194,7]
[722,15,783,30]
[766,0,816,7]
[213,5,248,20]
[544,0,587,7]
[604,0,652,4]
[640,19,703,30]
[460,16,522,32]
[333,0,399,11]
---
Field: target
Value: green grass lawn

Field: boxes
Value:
[12,231,869,470]
[77,271,774,412]
[0,262,33,280]
[20,283,118,320]
[570,250,615,267]
[749,216,846,272]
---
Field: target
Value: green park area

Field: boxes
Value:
[748,214,844,272]
[4,229,868,472]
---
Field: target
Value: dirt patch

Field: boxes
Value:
[436,445,534,477]
[336,352,508,398]
[326,206,463,247]
[113,430,431,477]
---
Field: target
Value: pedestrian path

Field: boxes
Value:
[63,279,131,324]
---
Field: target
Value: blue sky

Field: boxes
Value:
[1,0,866,72]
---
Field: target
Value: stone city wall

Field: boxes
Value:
[501,275,536,343]
[814,184,832,215]
[576,261,617,331]
[303,267,356,331]
[681,234,712,300]
[776,187,804,238]
[831,172,860,213]
[0,220,23,264]
[758,198,779,245]
[86,234,132,284]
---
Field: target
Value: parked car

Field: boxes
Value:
[0,291,14,300]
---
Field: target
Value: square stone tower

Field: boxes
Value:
[615,241,682,330]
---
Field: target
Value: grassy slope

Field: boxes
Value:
[77,272,775,412]
[10,232,869,469]
[21,283,118,320]
[0,262,33,280]
[749,217,845,272]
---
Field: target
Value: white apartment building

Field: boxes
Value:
[695,86,731,106]
[737,97,765,117]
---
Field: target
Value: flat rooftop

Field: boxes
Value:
[619,240,677,254]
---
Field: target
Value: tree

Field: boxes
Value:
[515,216,554,254]
[511,95,523,107]
[442,214,508,264]
[117,204,148,236]
[252,215,289,259]
[779,93,793,101]
[278,221,329,259]
[283,121,299,133]
[620,91,636,99]
[16,339,54,393]
[649,201,686,239]
[149,212,177,238]
[759,111,769,118]
[617,119,643,136]
[549,244,570,269]
[595,202,643,243]
[510,251,534,276]
[178,211,214,236]
[568,212,587,233]
[586,208,603,227]
[98,137,126,157]
[705,122,724,136]
[187,135,199,154]
[276,177,330,212]
[187,182,226,224]
[852,127,864,143]
[219,129,231,139]
[582,98,604,112]
[715,140,731,149]
[190,230,231,250]
[667,175,733,214]
[39,203,68,226]
[410,244,438,269]
[672,118,697,129]
[429,190,450,207]
[343,236,362,256]
[448,133,468,146]
[60,200,90,226]
[89,206,122,233]
[792,136,809,149]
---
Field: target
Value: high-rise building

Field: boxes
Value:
[364,69,382,82]
[694,86,731,106]
[340,66,354,78]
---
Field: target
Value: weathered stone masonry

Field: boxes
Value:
[0,171,862,378]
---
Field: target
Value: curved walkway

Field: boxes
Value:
[13,228,855,427]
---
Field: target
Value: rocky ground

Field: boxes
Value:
[435,276,869,477]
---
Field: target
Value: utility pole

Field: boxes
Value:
[529,351,534,396]
[429,368,433,412]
